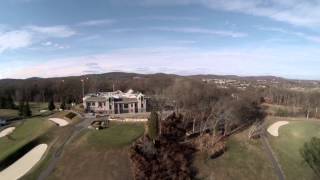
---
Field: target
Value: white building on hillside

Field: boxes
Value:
[83,89,147,114]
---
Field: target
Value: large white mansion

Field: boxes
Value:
[83,89,147,114]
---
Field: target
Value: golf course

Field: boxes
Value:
[194,115,320,180]
[268,117,320,180]
[1,103,320,180]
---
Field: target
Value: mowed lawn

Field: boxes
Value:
[193,128,277,180]
[49,122,145,180]
[0,117,53,163]
[86,122,145,149]
[268,120,320,180]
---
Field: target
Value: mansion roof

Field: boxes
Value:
[83,89,144,102]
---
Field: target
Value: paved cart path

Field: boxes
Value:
[261,129,285,180]
[37,116,91,180]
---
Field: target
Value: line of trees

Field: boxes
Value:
[0,93,15,109]
[131,113,195,179]
[18,100,32,117]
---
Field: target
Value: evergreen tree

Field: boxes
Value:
[60,101,66,110]
[0,96,5,109]
[48,99,55,111]
[147,111,159,140]
[18,100,25,116]
[23,101,32,117]
[0,95,15,109]
[5,94,15,109]
[300,137,320,177]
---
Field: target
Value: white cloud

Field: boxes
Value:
[141,0,320,27]
[0,30,32,53]
[257,26,320,43]
[150,27,247,38]
[137,16,199,21]
[77,19,115,26]
[41,41,69,49]
[6,45,320,79]
[27,25,76,38]
[42,41,52,46]
[111,27,247,38]
[0,24,75,53]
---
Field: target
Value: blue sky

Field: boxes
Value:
[1,0,320,79]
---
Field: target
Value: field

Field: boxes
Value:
[4,102,318,180]
[48,122,145,180]
[267,117,320,180]
[86,122,145,149]
[0,116,53,164]
[193,128,277,180]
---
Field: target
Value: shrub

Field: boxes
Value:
[300,137,320,177]
[60,101,66,110]
[48,99,55,111]
[23,102,32,117]
[147,111,159,140]
[275,108,289,117]
[130,113,195,180]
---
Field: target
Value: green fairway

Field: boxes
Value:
[268,120,320,180]
[194,128,277,180]
[86,122,145,149]
[0,117,53,163]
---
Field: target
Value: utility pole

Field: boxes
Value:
[81,79,84,99]
[81,77,89,102]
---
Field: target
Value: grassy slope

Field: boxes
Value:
[49,122,145,180]
[194,128,277,180]
[0,117,53,162]
[22,112,83,180]
[268,119,320,180]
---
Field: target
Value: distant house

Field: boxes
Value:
[83,89,147,114]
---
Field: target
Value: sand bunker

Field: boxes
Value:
[0,144,47,180]
[49,118,69,127]
[0,127,15,138]
[267,121,289,136]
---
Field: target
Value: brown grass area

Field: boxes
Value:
[49,136,133,180]
[193,128,277,180]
